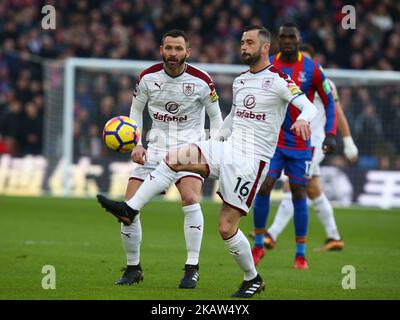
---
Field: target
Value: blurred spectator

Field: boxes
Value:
[75,82,94,117]
[97,95,116,127]
[354,104,386,156]
[385,94,400,153]
[0,100,24,156]
[20,102,42,155]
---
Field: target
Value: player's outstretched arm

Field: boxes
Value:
[290,94,317,141]
[335,100,358,163]
[275,76,316,141]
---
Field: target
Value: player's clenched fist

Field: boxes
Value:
[131,145,147,165]
[322,134,336,154]
[290,119,311,141]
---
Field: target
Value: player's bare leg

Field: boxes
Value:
[251,176,276,265]
[115,179,144,285]
[166,144,209,176]
[307,176,344,251]
[219,203,265,298]
[290,182,309,269]
[176,177,204,288]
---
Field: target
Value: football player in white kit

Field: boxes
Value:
[262,44,359,252]
[97,26,317,298]
[110,30,223,288]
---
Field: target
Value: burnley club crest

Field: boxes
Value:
[183,83,195,96]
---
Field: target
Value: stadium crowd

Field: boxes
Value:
[0,0,399,169]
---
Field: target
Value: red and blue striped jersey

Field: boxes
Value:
[271,52,337,150]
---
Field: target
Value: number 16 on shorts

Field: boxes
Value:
[234,177,251,197]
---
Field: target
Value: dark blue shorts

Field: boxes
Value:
[267,147,312,186]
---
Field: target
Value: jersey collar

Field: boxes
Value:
[276,52,302,62]
[250,64,272,74]
[163,63,187,78]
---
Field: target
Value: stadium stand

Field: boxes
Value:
[0,0,399,170]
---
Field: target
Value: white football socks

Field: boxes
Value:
[183,204,204,266]
[121,215,142,266]
[269,192,342,241]
[312,193,341,240]
[224,229,257,281]
[268,192,293,241]
[126,161,176,210]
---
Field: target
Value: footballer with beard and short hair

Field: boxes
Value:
[99,29,223,289]
[161,29,190,76]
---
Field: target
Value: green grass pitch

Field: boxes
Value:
[0,195,399,300]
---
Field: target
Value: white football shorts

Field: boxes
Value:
[195,140,269,215]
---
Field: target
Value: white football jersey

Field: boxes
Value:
[310,78,339,143]
[227,65,304,161]
[133,63,219,156]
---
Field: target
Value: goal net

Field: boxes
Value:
[41,58,400,208]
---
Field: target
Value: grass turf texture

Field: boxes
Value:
[0,196,399,300]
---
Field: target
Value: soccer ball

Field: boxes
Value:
[102,116,140,153]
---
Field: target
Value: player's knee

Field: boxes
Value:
[181,191,199,206]
[283,180,291,193]
[258,177,274,195]
[219,224,234,239]
[290,183,307,200]
[258,184,269,195]
[307,184,321,200]
[218,219,236,239]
